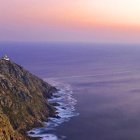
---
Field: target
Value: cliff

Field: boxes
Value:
[0,57,57,139]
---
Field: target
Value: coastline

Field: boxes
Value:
[28,79,79,140]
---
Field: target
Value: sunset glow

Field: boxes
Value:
[1,0,140,43]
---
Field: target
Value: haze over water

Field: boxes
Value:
[1,43,140,140]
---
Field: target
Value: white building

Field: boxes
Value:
[3,55,10,61]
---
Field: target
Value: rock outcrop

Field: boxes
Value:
[0,58,57,139]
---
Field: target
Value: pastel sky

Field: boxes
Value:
[1,0,140,44]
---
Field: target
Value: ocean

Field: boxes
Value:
[1,42,140,140]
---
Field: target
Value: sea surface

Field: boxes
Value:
[1,43,140,140]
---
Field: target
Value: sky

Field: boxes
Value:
[0,0,140,44]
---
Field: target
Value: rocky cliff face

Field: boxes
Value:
[0,58,57,139]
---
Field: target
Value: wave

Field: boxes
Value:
[47,70,132,80]
[28,79,79,140]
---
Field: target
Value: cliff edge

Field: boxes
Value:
[0,57,57,139]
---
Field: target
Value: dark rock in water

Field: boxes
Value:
[52,115,61,119]
[53,95,60,98]
[56,115,61,119]
[0,58,57,139]
[50,102,60,106]
[61,107,66,110]
[29,132,35,135]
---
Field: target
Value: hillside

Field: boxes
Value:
[0,56,57,139]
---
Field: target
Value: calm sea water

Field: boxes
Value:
[1,43,140,140]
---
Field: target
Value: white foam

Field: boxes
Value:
[41,135,58,140]
[28,79,79,140]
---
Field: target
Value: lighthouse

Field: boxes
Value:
[3,55,10,61]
